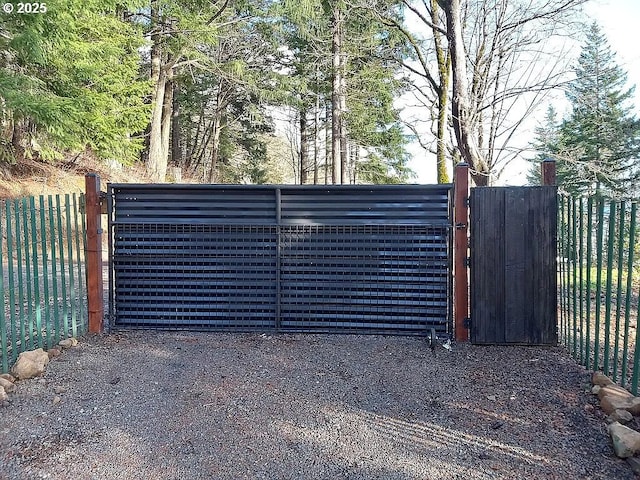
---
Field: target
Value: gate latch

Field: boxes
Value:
[455,222,467,229]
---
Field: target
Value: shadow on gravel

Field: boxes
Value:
[0,331,634,480]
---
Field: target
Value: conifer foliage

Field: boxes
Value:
[530,23,640,197]
[0,0,412,184]
[5,3,630,188]
[0,0,150,164]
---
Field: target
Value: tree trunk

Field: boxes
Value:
[441,0,489,185]
[208,112,222,183]
[146,0,166,182]
[313,83,320,185]
[331,4,343,184]
[158,70,174,182]
[339,42,348,185]
[171,81,181,167]
[192,115,214,174]
[300,108,309,184]
[11,118,25,162]
[350,143,358,184]
[437,86,450,183]
[185,107,205,173]
[326,103,332,184]
[147,68,167,182]
[432,0,451,184]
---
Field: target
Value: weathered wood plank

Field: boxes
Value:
[504,188,528,343]
[470,187,505,344]
[470,186,557,345]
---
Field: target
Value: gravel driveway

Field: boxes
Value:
[0,332,634,479]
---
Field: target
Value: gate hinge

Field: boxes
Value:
[465,196,470,207]
[463,317,471,329]
[465,257,471,267]
[455,222,467,230]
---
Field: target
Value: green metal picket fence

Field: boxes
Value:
[0,194,87,374]
[559,194,640,393]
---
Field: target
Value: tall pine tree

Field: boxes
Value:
[559,23,640,197]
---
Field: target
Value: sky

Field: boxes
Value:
[408,0,640,185]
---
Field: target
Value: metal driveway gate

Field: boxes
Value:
[107,184,452,335]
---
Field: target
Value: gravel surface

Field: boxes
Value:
[0,331,634,479]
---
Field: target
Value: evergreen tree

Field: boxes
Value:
[280,0,411,184]
[0,0,150,164]
[343,5,413,184]
[527,105,562,186]
[559,23,640,197]
[168,3,288,183]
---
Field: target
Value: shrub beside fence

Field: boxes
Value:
[0,194,87,374]
[559,194,640,393]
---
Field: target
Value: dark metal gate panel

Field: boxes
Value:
[109,185,278,224]
[279,224,448,333]
[277,186,450,333]
[278,187,451,225]
[470,186,557,344]
[110,186,278,329]
[108,184,452,335]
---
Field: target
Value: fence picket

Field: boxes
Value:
[603,202,617,375]
[571,197,578,358]
[559,196,567,345]
[0,194,88,373]
[4,202,18,365]
[48,195,60,345]
[39,196,52,349]
[593,199,605,371]
[613,202,626,382]
[633,299,640,395]
[560,194,640,394]
[14,200,27,351]
[621,203,637,388]
[56,195,69,338]
[585,197,594,370]
[558,197,563,341]
[28,196,43,349]
[73,194,86,332]
[578,198,585,364]
[65,194,77,338]
[0,223,7,373]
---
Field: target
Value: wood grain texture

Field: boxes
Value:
[470,186,557,345]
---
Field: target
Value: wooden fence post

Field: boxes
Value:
[541,159,557,186]
[454,162,470,342]
[85,174,104,333]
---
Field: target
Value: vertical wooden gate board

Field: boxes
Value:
[470,186,557,345]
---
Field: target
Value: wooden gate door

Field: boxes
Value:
[469,186,557,344]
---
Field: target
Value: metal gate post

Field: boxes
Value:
[85,173,104,333]
[453,163,470,342]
